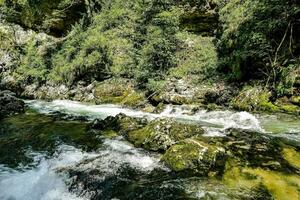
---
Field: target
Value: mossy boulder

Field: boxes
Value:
[223,128,287,170]
[93,79,147,108]
[150,79,201,105]
[231,86,279,113]
[127,118,204,151]
[162,138,226,174]
[291,96,300,106]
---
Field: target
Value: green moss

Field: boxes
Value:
[245,169,300,200]
[127,119,204,151]
[162,141,200,171]
[291,96,300,106]
[162,139,225,173]
[279,104,300,114]
[231,86,280,112]
[283,147,300,170]
[121,92,146,107]
[93,79,133,104]
[223,161,300,200]
[101,130,118,139]
[222,160,261,189]
[127,126,152,147]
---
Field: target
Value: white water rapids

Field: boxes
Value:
[0,100,299,200]
[25,100,266,134]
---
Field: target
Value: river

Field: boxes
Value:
[0,100,299,200]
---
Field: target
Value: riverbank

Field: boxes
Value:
[1,75,300,116]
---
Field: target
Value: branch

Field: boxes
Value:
[273,21,291,65]
[289,23,294,57]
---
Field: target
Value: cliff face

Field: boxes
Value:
[1,0,219,37]
[0,0,102,37]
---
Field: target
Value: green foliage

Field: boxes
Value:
[15,37,49,84]
[50,24,111,85]
[135,6,181,89]
[1,0,90,36]
[170,32,218,79]
[218,0,300,89]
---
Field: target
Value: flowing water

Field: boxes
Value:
[0,100,299,200]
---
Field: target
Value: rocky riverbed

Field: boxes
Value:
[0,99,299,199]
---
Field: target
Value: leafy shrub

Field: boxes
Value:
[14,36,55,84]
[169,32,218,79]
[217,0,300,86]
[50,25,111,85]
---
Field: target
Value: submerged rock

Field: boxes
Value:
[0,90,24,118]
[223,160,300,200]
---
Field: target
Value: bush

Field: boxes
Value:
[14,36,53,84]
[135,7,181,89]
[217,0,300,86]
[50,25,111,85]
[169,32,218,79]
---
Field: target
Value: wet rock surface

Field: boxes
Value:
[0,90,24,118]
[88,113,300,177]
[1,100,299,200]
[162,138,226,174]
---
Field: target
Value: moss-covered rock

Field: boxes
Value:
[162,138,226,174]
[93,79,147,108]
[291,96,300,106]
[224,128,287,170]
[88,113,147,137]
[231,86,279,112]
[127,118,204,151]
[231,85,300,115]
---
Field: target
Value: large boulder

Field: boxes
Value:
[0,90,24,118]
[161,138,226,174]
[93,79,147,108]
[127,118,204,151]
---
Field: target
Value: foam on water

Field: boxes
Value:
[26,100,153,120]
[0,138,163,200]
[74,137,165,174]
[0,145,92,200]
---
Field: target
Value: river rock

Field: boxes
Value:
[161,138,226,174]
[89,113,147,136]
[127,118,204,151]
[0,90,24,118]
